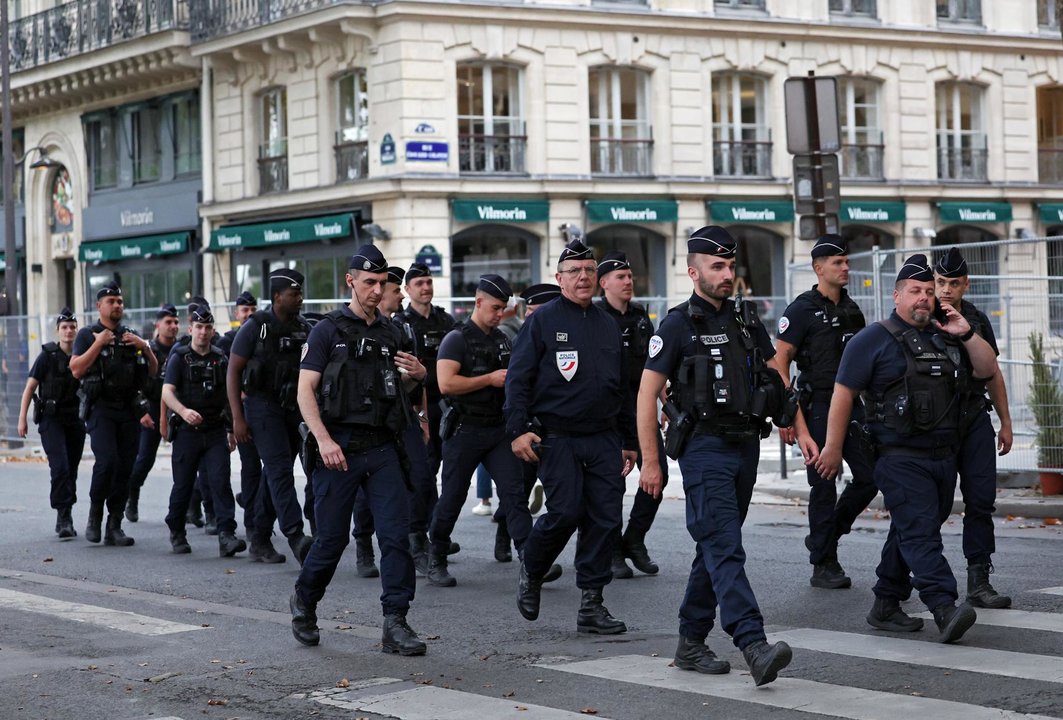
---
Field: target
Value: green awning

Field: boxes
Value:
[79,232,189,263]
[708,200,794,224]
[208,212,355,251]
[585,199,678,224]
[936,202,1012,224]
[452,199,549,224]
[1039,203,1063,224]
[840,200,906,224]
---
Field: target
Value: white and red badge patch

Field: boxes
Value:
[556,350,578,381]
[778,316,790,335]
[648,335,663,358]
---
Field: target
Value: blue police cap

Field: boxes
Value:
[189,303,215,324]
[234,291,257,307]
[478,274,513,301]
[156,303,178,320]
[405,262,432,280]
[934,246,968,278]
[896,254,934,283]
[55,307,76,326]
[386,266,406,285]
[811,234,848,259]
[687,226,737,258]
[187,296,209,316]
[558,239,593,264]
[96,281,122,300]
[269,269,305,294]
[520,283,561,306]
[597,250,631,280]
[348,245,387,273]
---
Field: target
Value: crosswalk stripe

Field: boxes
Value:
[773,628,1063,684]
[914,608,1063,633]
[1034,586,1063,596]
[297,679,615,719]
[542,654,1056,720]
[0,588,206,636]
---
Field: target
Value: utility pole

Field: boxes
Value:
[2,0,17,317]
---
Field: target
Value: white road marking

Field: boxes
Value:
[0,588,206,636]
[914,607,1063,633]
[1033,586,1063,596]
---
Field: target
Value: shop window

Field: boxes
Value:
[86,112,119,190]
[458,63,525,174]
[937,0,981,23]
[712,73,771,178]
[726,225,783,326]
[840,225,896,310]
[267,255,345,306]
[936,82,987,182]
[837,77,883,180]
[585,224,664,298]
[335,70,369,182]
[451,225,538,319]
[830,0,876,17]
[589,66,653,177]
[1048,228,1063,336]
[171,93,201,177]
[129,104,162,184]
[259,88,288,194]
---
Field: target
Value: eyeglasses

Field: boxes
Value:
[558,266,597,278]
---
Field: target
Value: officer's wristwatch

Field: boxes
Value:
[417,410,429,423]
[959,327,976,342]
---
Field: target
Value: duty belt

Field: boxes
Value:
[693,419,758,442]
[344,426,394,454]
[876,444,957,460]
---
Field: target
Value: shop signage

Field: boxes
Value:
[406,141,449,162]
[78,232,189,263]
[82,178,202,242]
[415,244,444,275]
[585,200,678,224]
[708,200,794,224]
[451,199,549,224]
[936,201,1012,224]
[209,213,354,251]
[381,133,396,165]
[840,201,906,224]
[1039,204,1063,224]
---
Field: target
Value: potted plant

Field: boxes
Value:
[1028,331,1063,495]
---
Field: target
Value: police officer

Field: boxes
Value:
[637,226,793,686]
[228,269,313,564]
[934,247,1013,609]
[161,304,246,556]
[126,303,180,523]
[216,291,257,356]
[290,245,426,656]
[507,239,638,635]
[771,235,878,589]
[17,307,85,538]
[70,281,158,546]
[521,284,561,316]
[817,254,999,643]
[595,250,668,579]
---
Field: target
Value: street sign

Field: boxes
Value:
[793,154,841,214]
[784,76,841,154]
[798,213,840,240]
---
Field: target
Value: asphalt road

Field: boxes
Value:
[1,455,1062,720]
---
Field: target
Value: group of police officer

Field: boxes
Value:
[17,227,1013,685]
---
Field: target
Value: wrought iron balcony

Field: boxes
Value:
[591,138,653,177]
[7,0,188,72]
[189,0,369,42]
[459,134,527,174]
[713,139,772,178]
[937,136,988,182]
[258,140,288,194]
[1040,145,1063,184]
[839,141,885,180]
[335,141,369,182]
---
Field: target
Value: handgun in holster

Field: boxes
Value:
[166,410,182,443]
[662,401,694,460]
[438,398,458,441]
[31,392,43,425]
[298,422,319,477]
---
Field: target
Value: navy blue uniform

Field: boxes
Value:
[28,345,86,511]
[295,306,416,617]
[397,304,455,480]
[129,337,175,495]
[836,311,962,611]
[645,293,775,650]
[504,295,636,590]
[777,287,877,564]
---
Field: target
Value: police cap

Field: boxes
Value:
[478,274,513,301]
[687,226,737,258]
[96,281,122,300]
[187,295,209,316]
[520,283,561,306]
[896,254,934,283]
[189,303,215,324]
[386,266,406,285]
[405,262,432,280]
[56,307,76,326]
[597,250,631,280]
[348,245,387,273]
[811,234,848,259]
[934,246,968,278]
[234,291,257,307]
[269,269,305,295]
[558,238,593,264]
[156,303,179,320]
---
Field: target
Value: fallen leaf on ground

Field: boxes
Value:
[580,709,599,715]
[206,698,227,706]
[43,557,53,563]
[336,678,350,688]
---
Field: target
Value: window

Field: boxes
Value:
[712,73,771,177]
[937,0,981,23]
[1040,0,1059,29]
[1038,87,1063,184]
[130,105,161,184]
[171,93,201,176]
[458,63,526,174]
[936,82,987,181]
[829,0,876,17]
[86,113,119,190]
[259,88,288,194]
[715,0,765,8]
[335,70,369,182]
[451,225,538,318]
[838,78,883,179]
[589,67,653,176]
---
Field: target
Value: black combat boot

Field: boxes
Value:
[186,501,205,528]
[932,602,977,644]
[355,536,380,578]
[409,532,429,576]
[622,529,659,575]
[56,508,76,539]
[611,547,633,579]
[517,560,542,621]
[382,613,427,656]
[248,532,285,564]
[125,486,140,523]
[427,550,456,587]
[494,519,513,563]
[966,563,1011,609]
[104,514,135,546]
[674,635,731,675]
[204,510,219,536]
[742,640,793,687]
[170,530,192,554]
[542,563,563,584]
[289,591,320,646]
[576,589,627,635]
[866,596,924,632]
[219,532,247,557]
[810,559,852,589]
[447,541,461,555]
[85,503,104,543]
[288,533,313,566]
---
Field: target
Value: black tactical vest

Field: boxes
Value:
[85,324,149,404]
[448,322,511,423]
[173,344,228,424]
[600,300,654,392]
[794,287,866,394]
[144,338,174,404]
[241,311,310,410]
[38,343,79,414]
[318,310,406,433]
[399,305,454,400]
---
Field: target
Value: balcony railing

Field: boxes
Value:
[713,139,772,178]
[189,0,368,42]
[937,0,981,24]
[839,141,885,180]
[591,138,653,177]
[937,137,988,182]
[829,0,876,17]
[459,134,527,174]
[335,141,369,182]
[1040,146,1063,184]
[7,0,188,72]
[258,140,288,194]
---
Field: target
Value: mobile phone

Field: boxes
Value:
[933,299,948,324]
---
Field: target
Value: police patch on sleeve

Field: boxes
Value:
[300,342,309,362]
[778,316,790,335]
[648,335,664,358]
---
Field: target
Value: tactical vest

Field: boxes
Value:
[318,310,406,433]
[864,317,968,446]
[144,338,174,404]
[669,298,781,438]
[37,343,79,414]
[794,288,866,395]
[447,322,511,423]
[601,301,654,391]
[84,325,149,404]
[173,345,228,424]
[400,305,454,400]
[241,311,310,410]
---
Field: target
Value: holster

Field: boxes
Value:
[31,394,43,425]
[438,399,458,441]
[167,411,182,443]
[76,388,92,422]
[298,422,319,477]
[662,401,694,460]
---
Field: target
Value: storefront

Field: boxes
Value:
[707,200,792,298]
[449,199,548,301]
[584,199,677,297]
[839,199,905,277]
[934,201,1012,310]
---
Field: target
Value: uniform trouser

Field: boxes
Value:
[86,409,140,515]
[193,466,214,514]
[494,460,537,523]
[245,396,306,538]
[39,414,86,510]
[238,437,275,535]
[522,430,623,590]
[296,442,415,615]
[803,400,879,564]
[425,400,444,480]
[128,405,161,491]
[353,423,431,539]
[872,452,959,611]
[430,424,531,556]
[165,425,237,534]
[623,430,668,537]
[677,433,766,650]
[959,411,997,565]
